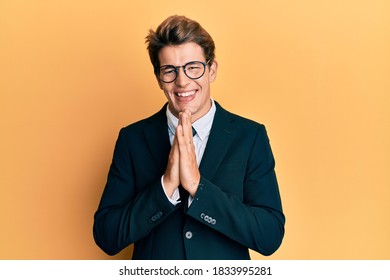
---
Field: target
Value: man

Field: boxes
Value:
[93,15,285,260]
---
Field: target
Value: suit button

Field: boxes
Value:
[185,231,193,239]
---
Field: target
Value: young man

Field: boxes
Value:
[93,15,285,260]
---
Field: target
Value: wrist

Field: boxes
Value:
[186,178,200,197]
[162,175,179,197]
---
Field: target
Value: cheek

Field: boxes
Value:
[163,91,172,101]
[161,86,172,97]
[199,81,210,96]
[163,90,178,105]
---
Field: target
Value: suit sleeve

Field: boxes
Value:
[93,128,177,255]
[186,125,285,256]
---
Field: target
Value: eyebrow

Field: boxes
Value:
[159,60,204,68]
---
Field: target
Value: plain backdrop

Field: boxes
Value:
[1,0,389,259]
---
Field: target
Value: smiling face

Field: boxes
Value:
[157,42,217,122]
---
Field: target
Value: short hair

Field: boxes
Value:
[145,15,215,74]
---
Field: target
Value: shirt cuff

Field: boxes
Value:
[188,196,194,207]
[161,175,180,206]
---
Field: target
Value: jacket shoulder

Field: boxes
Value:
[215,101,265,131]
[119,105,167,135]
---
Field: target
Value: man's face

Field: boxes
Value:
[157,42,217,122]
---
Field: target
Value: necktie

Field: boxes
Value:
[192,126,197,136]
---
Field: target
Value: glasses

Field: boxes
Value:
[157,60,210,83]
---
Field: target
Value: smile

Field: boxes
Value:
[176,90,196,97]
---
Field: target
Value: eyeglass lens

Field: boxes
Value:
[159,61,207,83]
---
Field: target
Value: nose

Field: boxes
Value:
[175,67,191,87]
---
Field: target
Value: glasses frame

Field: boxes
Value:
[156,60,210,83]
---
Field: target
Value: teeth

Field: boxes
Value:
[177,90,195,97]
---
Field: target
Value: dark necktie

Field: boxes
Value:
[192,126,197,136]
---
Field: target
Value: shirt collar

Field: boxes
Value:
[166,99,216,141]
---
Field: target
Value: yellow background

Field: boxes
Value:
[1,0,389,259]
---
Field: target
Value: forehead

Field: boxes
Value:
[158,42,206,65]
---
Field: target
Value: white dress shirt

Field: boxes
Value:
[161,99,216,206]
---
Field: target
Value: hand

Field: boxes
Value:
[176,110,200,197]
[163,130,180,197]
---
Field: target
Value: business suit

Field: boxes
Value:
[93,101,285,259]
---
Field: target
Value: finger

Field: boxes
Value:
[171,132,180,155]
[182,109,192,125]
[177,126,192,154]
[176,124,184,145]
[180,111,192,142]
[163,132,181,193]
[178,111,183,125]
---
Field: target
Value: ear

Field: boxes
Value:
[209,60,218,82]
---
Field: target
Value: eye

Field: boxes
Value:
[185,62,203,72]
[187,65,201,70]
[161,67,176,75]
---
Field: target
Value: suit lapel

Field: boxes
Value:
[199,102,236,180]
[143,104,171,173]
[142,102,237,180]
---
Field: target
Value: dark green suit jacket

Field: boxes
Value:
[93,102,285,259]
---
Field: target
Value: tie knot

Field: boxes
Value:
[192,126,197,136]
